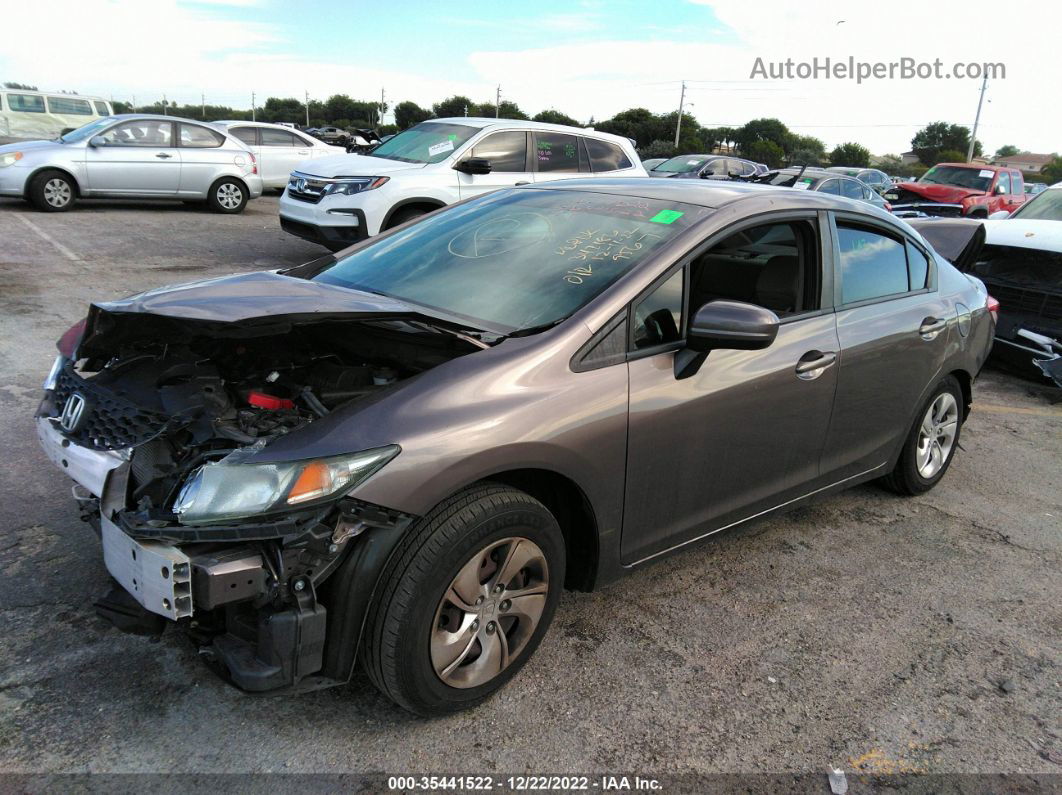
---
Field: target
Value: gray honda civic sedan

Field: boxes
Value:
[36,179,996,715]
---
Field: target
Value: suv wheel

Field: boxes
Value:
[882,376,963,495]
[361,483,565,716]
[29,170,76,212]
[208,178,247,214]
[386,206,429,229]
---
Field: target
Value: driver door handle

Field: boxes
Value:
[155,152,173,159]
[795,350,837,380]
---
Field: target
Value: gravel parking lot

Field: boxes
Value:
[0,195,1059,779]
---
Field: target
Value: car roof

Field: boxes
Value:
[212,120,307,130]
[826,166,873,173]
[430,117,633,146]
[935,162,1009,171]
[106,113,219,126]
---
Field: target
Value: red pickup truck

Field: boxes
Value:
[885,163,1026,218]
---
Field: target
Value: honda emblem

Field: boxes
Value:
[59,393,87,433]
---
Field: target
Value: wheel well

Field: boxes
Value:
[949,368,973,420]
[966,208,988,218]
[481,469,599,592]
[211,175,249,193]
[383,200,445,230]
[26,166,81,198]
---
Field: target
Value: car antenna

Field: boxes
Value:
[788,163,808,187]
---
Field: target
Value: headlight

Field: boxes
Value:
[0,151,23,168]
[173,445,400,525]
[321,176,389,196]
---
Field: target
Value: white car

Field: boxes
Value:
[212,121,345,190]
[277,118,647,250]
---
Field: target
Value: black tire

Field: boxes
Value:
[882,375,964,496]
[206,177,248,214]
[361,483,565,716]
[28,169,76,212]
[385,206,429,230]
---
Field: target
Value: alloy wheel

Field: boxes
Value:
[216,182,243,209]
[430,536,549,689]
[916,392,959,479]
[44,178,72,208]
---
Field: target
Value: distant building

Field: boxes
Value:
[900,150,920,165]
[992,152,1055,173]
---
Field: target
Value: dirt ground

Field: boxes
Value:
[0,195,1058,783]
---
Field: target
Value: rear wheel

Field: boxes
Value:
[361,484,565,716]
[29,170,76,212]
[882,376,963,495]
[207,178,247,214]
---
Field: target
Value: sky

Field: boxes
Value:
[1,0,1056,156]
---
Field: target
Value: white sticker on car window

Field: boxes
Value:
[979,169,994,178]
[793,179,812,190]
[688,159,702,164]
[428,140,455,157]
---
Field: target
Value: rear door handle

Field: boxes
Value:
[795,350,837,380]
[515,181,530,186]
[919,316,947,338]
[155,152,173,159]
[297,150,310,155]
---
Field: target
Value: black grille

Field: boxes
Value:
[286,173,327,204]
[53,365,174,451]
[986,283,1062,322]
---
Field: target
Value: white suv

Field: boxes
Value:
[278,117,646,250]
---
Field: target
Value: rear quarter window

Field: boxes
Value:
[584,137,633,172]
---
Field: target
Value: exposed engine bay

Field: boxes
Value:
[38,299,482,692]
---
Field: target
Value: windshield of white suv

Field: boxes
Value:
[919,166,992,191]
[1010,188,1062,220]
[652,155,710,173]
[59,117,117,143]
[314,189,709,332]
[368,121,479,164]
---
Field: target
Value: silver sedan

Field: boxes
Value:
[0,114,264,213]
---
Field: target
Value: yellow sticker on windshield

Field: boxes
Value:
[649,209,684,224]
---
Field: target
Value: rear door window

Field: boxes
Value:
[93,101,109,115]
[840,179,865,200]
[1009,171,1023,195]
[817,179,841,195]
[837,224,910,304]
[584,137,632,172]
[229,126,258,146]
[534,132,582,173]
[8,93,45,113]
[471,131,528,172]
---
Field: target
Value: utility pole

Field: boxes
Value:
[162,93,167,115]
[132,94,136,112]
[201,92,206,119]
[251,91,256,122]
[967,74,988,163]
[464,105,468,117]
[674,80,686,147]
[379,87,386,127]
[496,84,501,118]
[304,90,310,128]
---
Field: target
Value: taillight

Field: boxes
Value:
[884,202,893,212]
[250,151,258,175]
[57,317,87,358]
[986,295,1000,323]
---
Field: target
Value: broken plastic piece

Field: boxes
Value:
[828,767,848,795]
[247,391,295,410]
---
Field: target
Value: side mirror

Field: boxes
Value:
[676,300,779,379]
[993,183,1006,195]
[988,210,1010,220]
[88,135,107,147]
[454,157,492,175]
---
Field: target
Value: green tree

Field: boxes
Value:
[790,134,827,162]
[637,140,677,159]
[994,144,1020,158]
[829,142,872,167]
[2,81,37,90]
[471,100,528,120]
[936,149,967,164]
[733,118,791,157]
[532,109,580,127]
[433,95,474,118]
[261,97,305,124]
[597,108,669,150]
[1041,155,1062,183]
[875,154,904,173]
[744,140,785,168]
[394,100,432,129]
[911,122,981,166]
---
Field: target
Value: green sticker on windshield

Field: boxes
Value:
[448,134,458,141]
[649,209,684,224]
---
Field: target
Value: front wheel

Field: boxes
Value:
[207,178,247,214]
[361,484,565,716]
[28,170,76,212]
[882,376,963,495]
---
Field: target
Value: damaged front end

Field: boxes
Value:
[36,271,485,692]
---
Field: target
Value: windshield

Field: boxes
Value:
[1011,189,1062,220]
[652,155,710,174]
[313,189,709,332]
[368,121,478,164]
[919,166,992,191]
[59,116,117,143]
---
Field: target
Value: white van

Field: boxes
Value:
[0,90,113,143]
